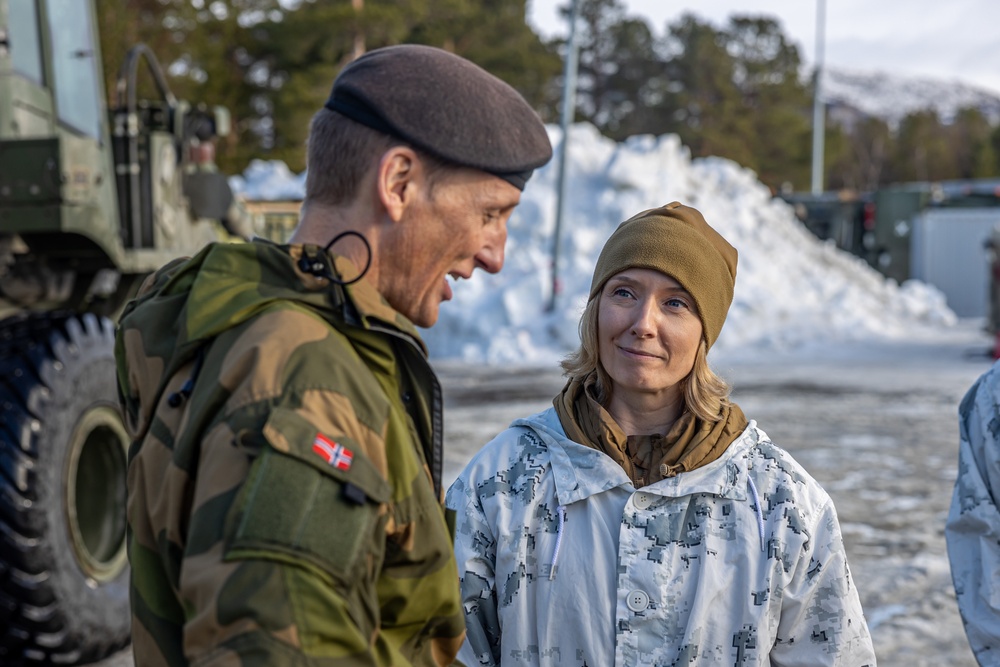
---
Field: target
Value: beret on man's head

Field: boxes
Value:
[590,202,738,349]
[325,44,553,190]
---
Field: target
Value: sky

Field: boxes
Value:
[527,0,1000,95]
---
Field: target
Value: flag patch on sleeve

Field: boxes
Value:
[312,432,353,471]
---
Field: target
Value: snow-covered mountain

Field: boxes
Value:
[822,66,1000,127]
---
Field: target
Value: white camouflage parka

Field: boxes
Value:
[946,360,1000,665]
[446,407,876,666]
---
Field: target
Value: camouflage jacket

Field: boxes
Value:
[947,361,1000,666]
[446,407,876,666]
[115,239,465,666]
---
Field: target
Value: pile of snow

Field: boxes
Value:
[231,159,306,201]
[234,122,958,365]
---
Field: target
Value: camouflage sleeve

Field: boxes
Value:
[447,476,502,666]
[176,404,412,666]
[167,308,427,665]
[771,498,877,666]
[125,301,463,666]
[946,369,1000,665]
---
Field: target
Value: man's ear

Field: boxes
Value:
[377,146,421,223]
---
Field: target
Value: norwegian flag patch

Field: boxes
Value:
[312,432,353,471]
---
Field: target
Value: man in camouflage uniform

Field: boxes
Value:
[115,45,551,666]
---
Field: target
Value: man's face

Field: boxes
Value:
[381,165,521,328]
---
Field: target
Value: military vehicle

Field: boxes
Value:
[1,1,243,663]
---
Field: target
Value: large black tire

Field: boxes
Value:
[0,313,131,665]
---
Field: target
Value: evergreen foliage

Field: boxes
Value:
[94,0,1000,188]
[95,0,559,173]
[827,116,891,192]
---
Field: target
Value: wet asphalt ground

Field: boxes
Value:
[96,332,995,666]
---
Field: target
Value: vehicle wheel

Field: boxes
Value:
[0,313,130,665]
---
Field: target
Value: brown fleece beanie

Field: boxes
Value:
[589,202,738,349]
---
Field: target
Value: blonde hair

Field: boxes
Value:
[560,293,733,423]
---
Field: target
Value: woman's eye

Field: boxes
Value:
[612,287,633,298]
[666,298,688,309]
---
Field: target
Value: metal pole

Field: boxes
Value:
[352,0,365,59]
[810,0,826,194]
[548,0,581,313]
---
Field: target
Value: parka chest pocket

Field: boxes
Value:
[224,408,391,584]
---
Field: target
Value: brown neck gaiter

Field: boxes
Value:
[553,373,748,488]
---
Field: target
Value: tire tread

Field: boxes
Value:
[0,312,129,665]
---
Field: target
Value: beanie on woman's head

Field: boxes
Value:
[589,202,738,349]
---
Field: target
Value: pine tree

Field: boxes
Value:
[96,0,559,174]
[96,0,288,172]
[260,0,561,170]
[422,0,562,119]
[827,116,890,191]
[661,14,747,164]
[889,110,956,182]
[723,15,812,190]
[951,107,998,179]
[569,0,664,139]
[96,0,192,105]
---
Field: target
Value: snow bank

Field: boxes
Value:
[233,123,958,365]
[231,159,307,201]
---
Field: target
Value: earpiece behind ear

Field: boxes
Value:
[296,234,372,286]
[322,232,373,286]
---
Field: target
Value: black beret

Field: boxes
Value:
[325,45,552,190]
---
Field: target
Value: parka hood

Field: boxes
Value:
[115,239,423,439]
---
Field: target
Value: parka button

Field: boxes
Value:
[633,492,654,510]
[626,589,650,612]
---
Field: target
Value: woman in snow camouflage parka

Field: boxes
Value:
[446,202,877,666]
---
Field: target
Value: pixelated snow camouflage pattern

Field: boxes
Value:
[115,239,465,666]
[947,361,1000,666]
[446,407,876,666]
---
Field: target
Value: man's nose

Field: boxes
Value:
[474,221,507,274]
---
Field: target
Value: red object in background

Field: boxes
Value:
[862,202,876,231]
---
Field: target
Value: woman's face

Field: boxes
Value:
[597,268,703,405]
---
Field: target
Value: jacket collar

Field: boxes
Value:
[328,253,426,353]
[517,408,757,505]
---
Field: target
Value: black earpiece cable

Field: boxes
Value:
[297,230,373,286]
